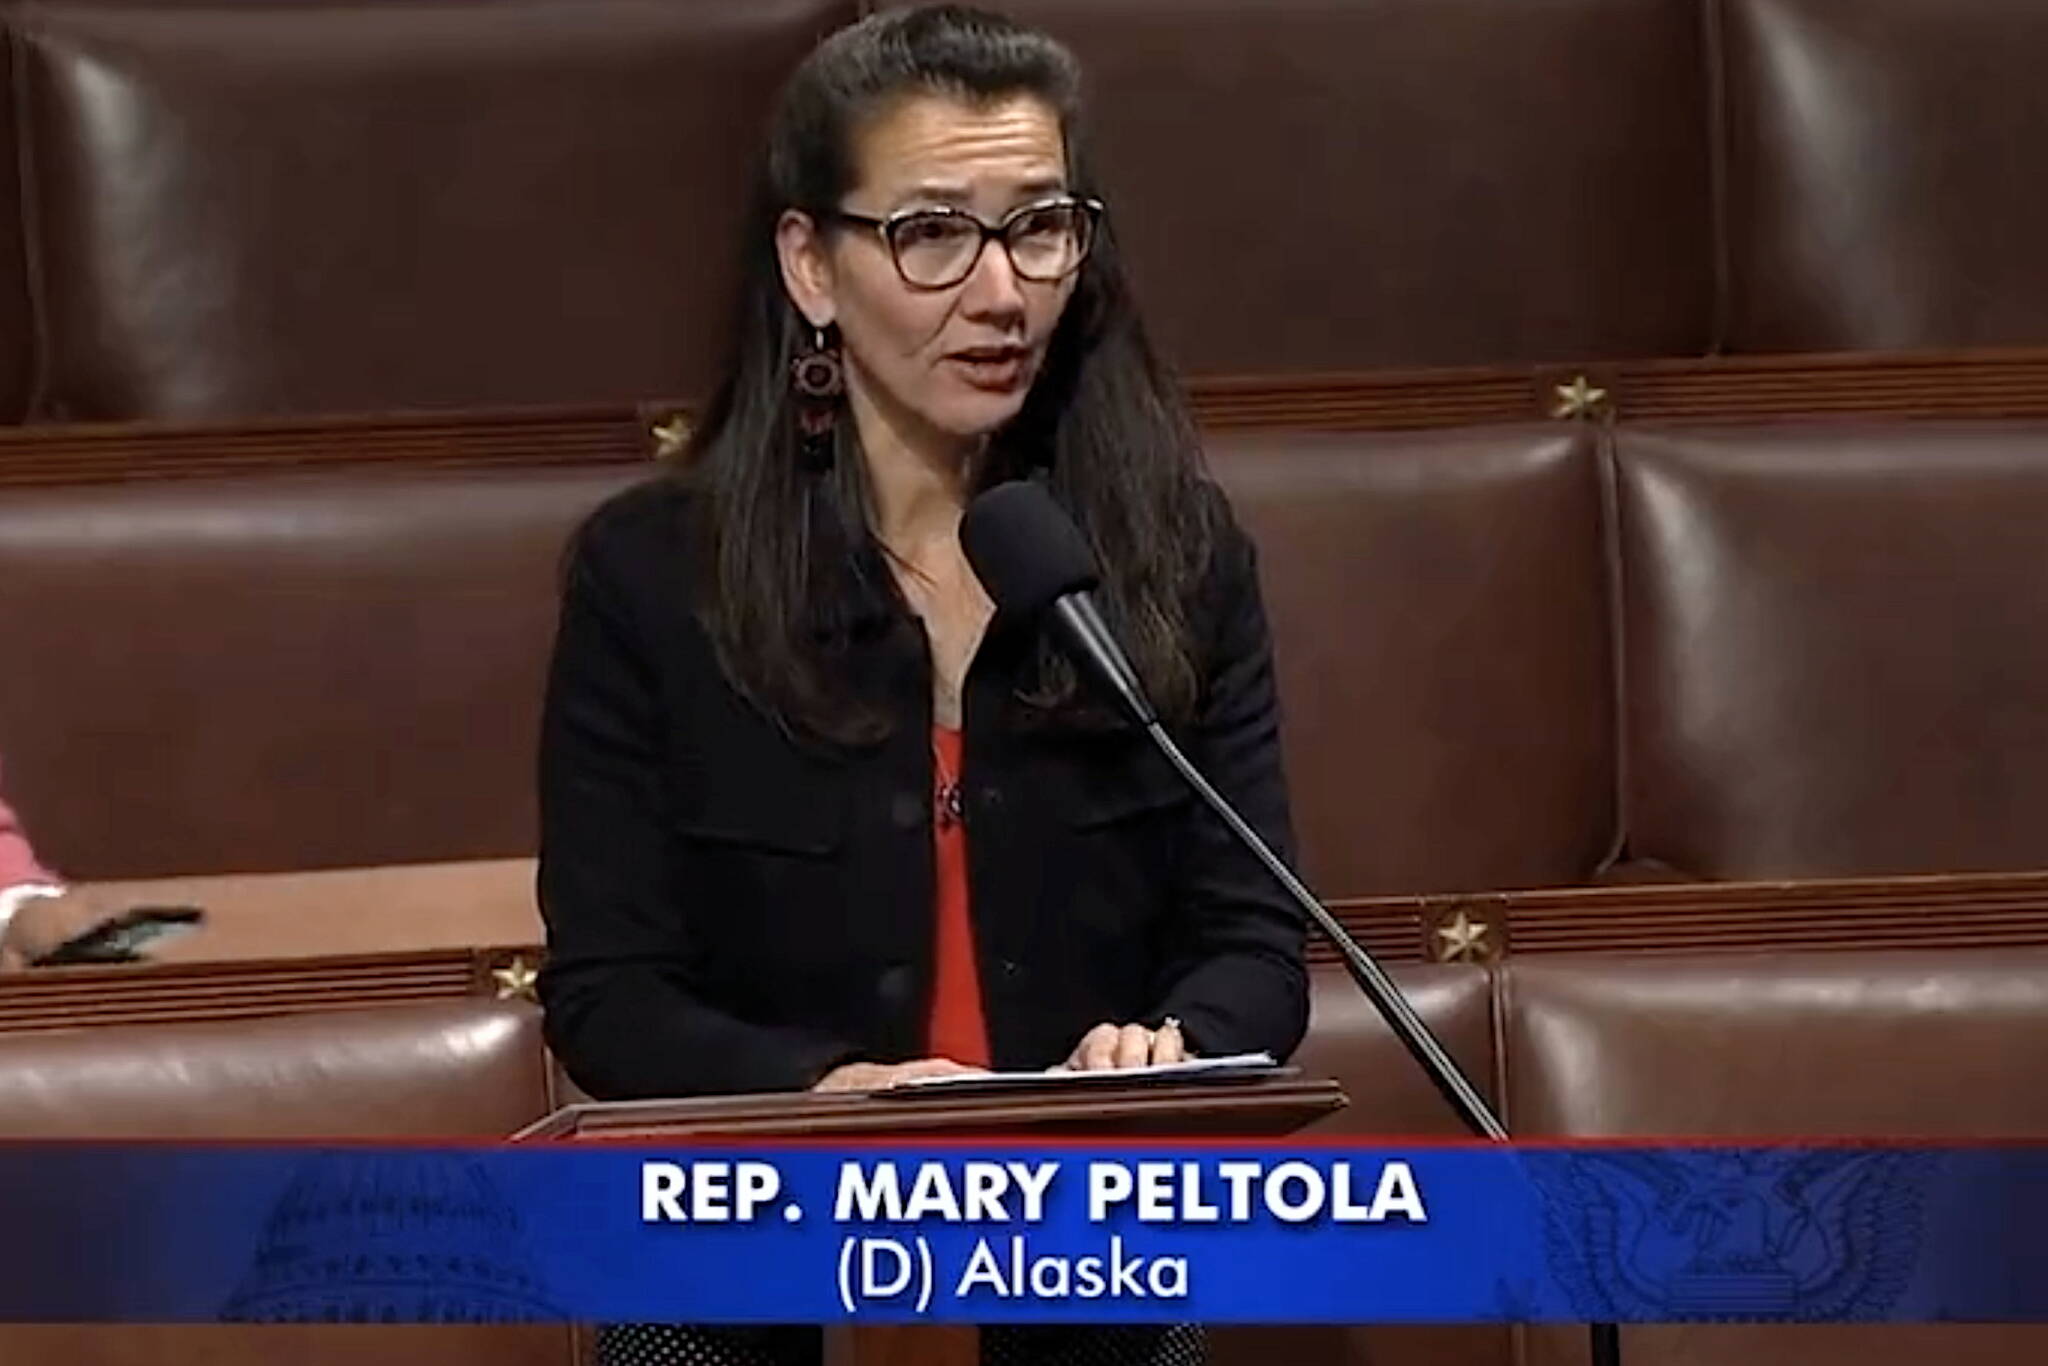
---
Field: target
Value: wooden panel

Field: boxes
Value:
[1317,869,2048,967]
[92,859,542,967]
[0,944,537,1033]
[1192,366,1552,432]
[828,1325,975,1366]
[1195,346,2048,432]
[516,1075,1346,1140]
[16,873,2045,1034]
[0,404,653,487]
[10,348,2048,488]
[15,876,2048,1033]
[1599,348,2048,423]
[0,1325,580,1366]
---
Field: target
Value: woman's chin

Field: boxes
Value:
[923,390,1032,444]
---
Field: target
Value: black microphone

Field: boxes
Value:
[959,476,1503,1127]
[958,480,1156,726]
[963,481,1625,1366]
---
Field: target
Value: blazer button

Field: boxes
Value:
[975,785,1004,814]
[889,790,926,830]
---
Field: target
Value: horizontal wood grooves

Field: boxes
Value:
[1307,913,1423,966]
[1320,870,2048,965]
[1607,349,2048,422]
[0,945,531,1034]
[1191,368,1548,431]
[0,406,651,487]
[1194,348,2048,432]
[9,874,2048,1033]
[527,1077,1346,1141]
[10,349,2048,487]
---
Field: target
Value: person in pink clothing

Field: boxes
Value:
[0,765,109,967]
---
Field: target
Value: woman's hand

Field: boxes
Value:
[811,1058,983,1093]
[0,887,114,969]
[1063,1018,1189,1071]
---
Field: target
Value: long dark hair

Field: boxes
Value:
[683,4,1215,746]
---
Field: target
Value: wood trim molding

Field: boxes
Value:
[516,1075,1345,1141]
[1316,868,2048,967]
[1192,346,2048,432]
[0,944,540,1034]
[10,348,2048,488]
[0,406,653,488]
[5,871,2046,1033]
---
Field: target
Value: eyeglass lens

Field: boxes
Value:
[888,202,1095,287]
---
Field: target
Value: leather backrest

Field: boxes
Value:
[1617,423,2048,879]
[878,0,1713,374]
[1723,0,2048,353]
[1297,963,1496,1136]
[17,0,2048,419]
[1507,945,2048,1366]
[1213,426,1617,897]
[1505,946,2048,1137]
[0,462,644,877]
[1222,965,1513,1366]
[15,0,851,421]
[0,998,571,1366]
[0,28,33,421]
[0,998,551,1138]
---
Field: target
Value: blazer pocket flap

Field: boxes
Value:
[1059,762,1193,830]
[676,780,845,857]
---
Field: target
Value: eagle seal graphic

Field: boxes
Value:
[1525,1149,1934,1321]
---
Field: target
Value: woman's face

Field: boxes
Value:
[778,92,1080,449]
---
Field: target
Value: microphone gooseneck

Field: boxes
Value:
[960,480,1620,1366]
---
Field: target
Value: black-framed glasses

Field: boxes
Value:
[827,195,1105,290]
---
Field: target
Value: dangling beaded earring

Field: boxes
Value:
[790,324,845,472]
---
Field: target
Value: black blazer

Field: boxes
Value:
[536,477,1307,1099]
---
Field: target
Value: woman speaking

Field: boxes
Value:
[538,7,1307,1360]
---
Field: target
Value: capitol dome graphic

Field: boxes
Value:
[220,1154,559,1323]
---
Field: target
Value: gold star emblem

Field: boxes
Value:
[1433,909,1492,964]
[491,957,539,1002]
[1550,375,1610,420]
[649,413,695,458]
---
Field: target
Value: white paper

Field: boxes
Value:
[885,1051,1279,1092]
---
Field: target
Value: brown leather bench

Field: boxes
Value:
[0,462,638,885]
[13,419,2048,965]
[4,0,2048,424]
[0,966,1490,1366]
[0,997,577,1366]
[1506,946,2048,1366]
[2,949,2041,1364]
[7,0,850,422]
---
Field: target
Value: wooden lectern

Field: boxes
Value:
[513,1072,1346,1366]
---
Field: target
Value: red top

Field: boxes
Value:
[927,726,991,1066]
[0,759,57,891]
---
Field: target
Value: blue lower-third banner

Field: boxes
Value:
[0,1142,2041,1323]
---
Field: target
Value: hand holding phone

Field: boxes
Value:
[30,906,207,967]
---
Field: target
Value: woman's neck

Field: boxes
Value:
[844,378,997,729]
[849,381,979,557]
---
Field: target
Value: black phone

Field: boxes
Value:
[30,905,207,967]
